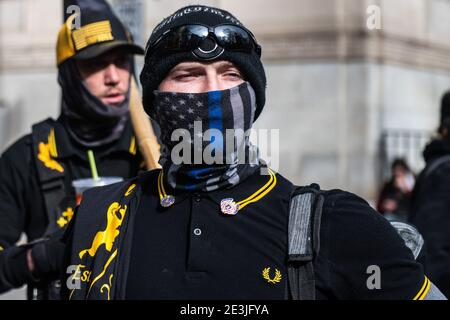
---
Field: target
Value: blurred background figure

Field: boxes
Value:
[377,158,415,222]
[409,90,450,298]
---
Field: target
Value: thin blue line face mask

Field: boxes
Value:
[152,81,261,191]
[152,81,258,166]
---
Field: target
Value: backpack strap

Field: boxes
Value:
[389,221,424,260]
[31,118,67,234]
[287,183,324,300]
[424,155,450,179]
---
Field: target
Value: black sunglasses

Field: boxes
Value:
[147,24,262,57]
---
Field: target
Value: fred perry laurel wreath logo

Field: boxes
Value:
[262,267,282,284]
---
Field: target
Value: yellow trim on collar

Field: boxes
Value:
[158,170,167,200]
[157,169,277,212]
[237,169,277,210]
[413,276,431,300]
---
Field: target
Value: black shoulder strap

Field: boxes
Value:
[424,155,450,179]
[31,118,67,234]
[287,184,324,300]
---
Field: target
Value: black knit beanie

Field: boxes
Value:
[140,5,266,121]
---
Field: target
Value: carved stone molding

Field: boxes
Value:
[260,29,450,72]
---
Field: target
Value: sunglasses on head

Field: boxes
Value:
[147,24,262,58]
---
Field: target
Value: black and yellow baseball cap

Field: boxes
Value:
[56,5,144,66]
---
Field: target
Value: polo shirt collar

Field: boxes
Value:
[157,167,277,212]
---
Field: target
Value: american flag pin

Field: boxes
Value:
[161,195,175,208]
[220,198,239,215]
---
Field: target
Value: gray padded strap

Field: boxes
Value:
[390,221,424,260]
[288,193,313,260]
[287,186,324,300]
[423,281,447,300]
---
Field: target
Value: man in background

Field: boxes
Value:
[410,90,450,298]
[0,0,144,298]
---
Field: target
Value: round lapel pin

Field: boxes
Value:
[160,195,175,208]
[220,198,239,215]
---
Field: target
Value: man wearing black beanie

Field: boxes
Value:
[410,89,450,297]
[61,5,445,300]
[140,6,266,120]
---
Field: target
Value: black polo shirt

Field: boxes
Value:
[125,169,426,300]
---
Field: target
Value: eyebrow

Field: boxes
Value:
[170,65,203,73]
[213,61,237,68]
[169,64,240,78]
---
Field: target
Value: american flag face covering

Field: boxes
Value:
[152,81,262,192]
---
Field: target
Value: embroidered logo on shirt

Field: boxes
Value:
[78,202,127,259]
[262,267,282,284]
[38,129,64,173]
[71,197,132,300]
[124,184,136,196]
[57,207,74,228]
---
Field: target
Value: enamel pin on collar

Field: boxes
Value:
[220,198,239,215]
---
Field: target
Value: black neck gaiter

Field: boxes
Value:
[58,60,130,148]
[152,82,262,192]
